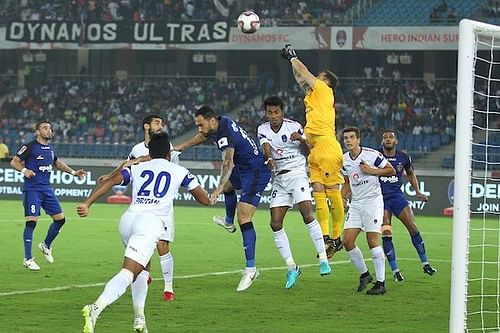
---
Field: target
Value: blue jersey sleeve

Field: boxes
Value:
[16,141,35,161]
[120,168,131,185]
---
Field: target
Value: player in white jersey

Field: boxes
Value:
[341,127,395,295]
[98,114,181,301]
[257,96,331,288]
[78,132,209,333]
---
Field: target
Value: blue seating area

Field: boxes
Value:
[51,143,133,159]
[355,0,487,26]
[442,137,500,170]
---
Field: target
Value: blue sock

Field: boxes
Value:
[382,236,399,272]
[240,222,256,268]
[44,218,65,248]
[224,191,237,225]
[411,232,428,264]
[23,221,36,259]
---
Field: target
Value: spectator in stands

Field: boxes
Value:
[0,137,9,158]
[447,7,457,23]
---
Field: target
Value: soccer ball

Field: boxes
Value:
[237,11,260,34]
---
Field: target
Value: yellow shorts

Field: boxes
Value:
[307,135,344,186]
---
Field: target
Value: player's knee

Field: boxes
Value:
[25,220,36,229]
[157,241,169,255]
[270,219,283,232]
[381,225,392,237]
[53,218,66,227]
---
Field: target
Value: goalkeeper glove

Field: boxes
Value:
[281,44,298,61]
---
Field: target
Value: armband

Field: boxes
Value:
[71,170,76,176]
[21,167,27,174]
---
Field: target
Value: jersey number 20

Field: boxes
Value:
[137,170,171,198]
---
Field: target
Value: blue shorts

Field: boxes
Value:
[229,165,271,207]
[383,194,409,217]
[22,190,63,217]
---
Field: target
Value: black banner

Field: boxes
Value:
[6,21,229,44]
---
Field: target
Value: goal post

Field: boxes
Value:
[451,19,500,332]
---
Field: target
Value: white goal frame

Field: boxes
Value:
[450,19,500,332]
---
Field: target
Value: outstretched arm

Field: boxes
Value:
[173,133,208,152]
[77,167,124,217]
[290,59,317,92]
[282,44,317,91]
[210,148,235,204]
[190,186,210,206]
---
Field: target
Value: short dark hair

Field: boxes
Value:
[321,70,338,89]
[342,126,360,138]
[142,114,163,133]
[195,106,217,119]
[35,121,51,130]
[382,129,397,137]
[149,132,171,159]
[263,96,284,110]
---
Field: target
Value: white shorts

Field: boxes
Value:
[158,209,175,242]
[344,199,383,233]
[119,211,165,267]
[270,168,312,208]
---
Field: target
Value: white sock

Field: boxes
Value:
[94,268,134,316]
[347,246,368,274]
[306,220,327,260]
[160,252,174,293]
[131,270,149,318]
[273,229,295,270]
[371,245,385,283]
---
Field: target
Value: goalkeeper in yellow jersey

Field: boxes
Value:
[282,44,344,258]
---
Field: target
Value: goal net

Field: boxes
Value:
[451,19,500,332]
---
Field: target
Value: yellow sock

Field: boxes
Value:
[326,189,344,239]
[313,191,329,237]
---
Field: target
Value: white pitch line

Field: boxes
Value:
[0,257,450,297]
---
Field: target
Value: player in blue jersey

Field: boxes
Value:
[379,129,437,281]
[10,121,87,271]
[175,106,271,291]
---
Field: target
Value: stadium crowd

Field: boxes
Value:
[0,0,362,26]
[0,0,235,23]
[237,78,457,151]
[0,77,263,152]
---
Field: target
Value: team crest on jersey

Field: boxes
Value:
[396,163,404,172]
[217,137,229,149]
[300,187,305,192]
[17,145,27,155]
[281,135,288,142]
[374,219,378,224]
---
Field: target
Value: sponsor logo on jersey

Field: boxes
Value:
[217,137,228,148]
[40,146,50,150]
[38,165,53,172]
[17,145,27,155]
[380,175,399,183]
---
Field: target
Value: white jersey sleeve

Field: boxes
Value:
[257,119,307,174]
[342,147,388,203]
[120,159,199,216]
[128,141,149,160]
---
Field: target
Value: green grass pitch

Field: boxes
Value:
[0,200,457,332]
